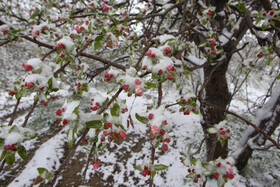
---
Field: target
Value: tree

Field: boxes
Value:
[0,0,279,186]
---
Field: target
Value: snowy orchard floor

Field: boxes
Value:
[0,84,279,187]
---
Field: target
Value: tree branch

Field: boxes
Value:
[203,101,280,149]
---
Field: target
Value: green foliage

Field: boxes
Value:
[110,103,120,117]
[37,168,53,180]
[6,151,15,165]
[17,145,29,160]
[135,113,149,124]
[85,120,102,129]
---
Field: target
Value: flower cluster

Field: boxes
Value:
[177,97,198,115]
[136,106,172,152]
[4,144,17,151]
[91,160,102,169]
[55,108,68,126]
[207,120,231,147]
[90,95,106,111]
[199,7,216,24]
[0,24,9,35]
[180,146,236,186]
[55,101,80,128]
[102,126,127,142]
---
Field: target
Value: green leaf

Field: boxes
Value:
[11,29,21,34]
[277,74,280,79]
[16,90,22,100]
[6,151,15,165]
[135,113,149,124]
[220,139,225,147]
[151,170,156,179]
[94,41,102,50]
[85,120,102,129]
[95,35,103,42]
[98,143,107,151]
[102,27,107,34]
[216,49,224,55]
[153,141,160,149]
[185,173,194,178]
[48,77,53,90]
[144,82,158,89]
[236,3,245,12]
[0,138,4,148]
[0,149,7,161]
[17,145,29,160]
[37,167,48,175]
[30,7,40,19]
[37,167,53,180]
[198,41,206,48]
[133,165,142,171]
[110,103,120,117]
[154,164,168,171]
[190,157,197,165]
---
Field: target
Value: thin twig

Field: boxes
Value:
[190,136,207,157]
[21,100,38,127]
[82,141,96,184]
[8,98,21,126]
[203,101,280,149]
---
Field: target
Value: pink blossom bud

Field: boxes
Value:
[134,86,143,96]
[119,130,127,139]
[150,125,159,134]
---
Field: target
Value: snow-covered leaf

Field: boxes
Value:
[133,165,142,171]
[145,82,158,89]
[154,164,168,171]
[110,103,120,117]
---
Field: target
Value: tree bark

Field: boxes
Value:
[200,59,231,161]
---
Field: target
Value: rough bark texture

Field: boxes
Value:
[199,0,249,161]
[200,60,232,161]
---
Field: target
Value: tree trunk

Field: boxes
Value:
[234,83,280,171]
[200,59,231,161]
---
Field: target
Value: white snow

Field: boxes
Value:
[8,130,67,187]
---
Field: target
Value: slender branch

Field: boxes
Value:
[75,40,93,57]
[21,35,127,71]
[21,100,38,127]
[165,103,178,108]
[8,98,21,126]
[0,40,11,47]
[149,80,163,187]
[149,147,155,187]
[203,101,280,149]
[42,48,56,61]
[157,81,162,108]
[53,61,71,78]
[0,158,6,173]
[51,128,90,186]
[124,2,184,22]
[190,136,207,157]
[80,52,127,71]
[81,141,96,184]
